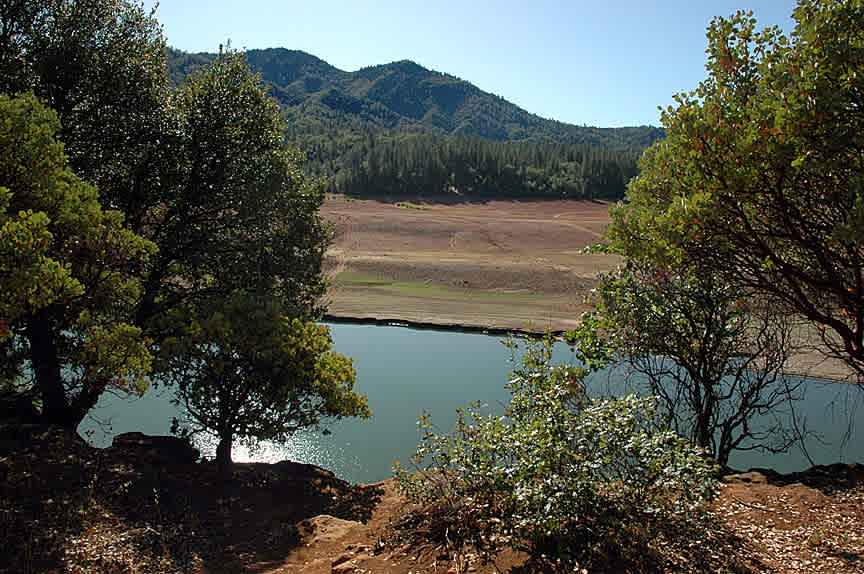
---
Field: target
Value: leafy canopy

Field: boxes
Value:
[0,0,173,426]
[0,0,171,225]
[161,293,369,472]
[139,49,330,326]
[0,94,154,420]
[607,0,864,379]
[143,50,367,472]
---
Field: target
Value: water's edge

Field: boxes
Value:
[82,322,863,483]
[324,314,855,384]
[323,314,554,338]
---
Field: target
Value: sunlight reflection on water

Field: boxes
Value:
[191,427,367,478]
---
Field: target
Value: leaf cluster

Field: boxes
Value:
[395,337,718,570]
[607,0,864,378]
[0,94,154,401]
[159,292,369,450]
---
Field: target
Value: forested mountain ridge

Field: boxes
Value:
[167,48,661,199]
[166,47,663,148]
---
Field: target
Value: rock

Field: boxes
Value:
[792,462,864,490]
[274,459,337,479]
[296,514,362,545]
[111,432,199,464]
[332,560,356,573]
[723,471,768,485]
[781,482,828,505]
[332,552,354,566]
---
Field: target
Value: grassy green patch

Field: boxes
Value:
[336,272,539,302]
[394,201,433,210]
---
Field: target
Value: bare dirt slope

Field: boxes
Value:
[321,197,620,333]
[263,467,864,574]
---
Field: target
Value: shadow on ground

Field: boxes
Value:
[0,423,383,574]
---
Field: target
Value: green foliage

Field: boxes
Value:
[607,0,864,378]
[160,293,369,473]
[0,0,173,425]
[0,5,347,439]
[139,49,329,325]
[395,336,718,569]
[0,0,172,226]
[574,259,801,467]
[0,94,154,423]
[394,201,432,210]
[144,50,364,472]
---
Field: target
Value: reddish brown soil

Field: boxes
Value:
[3,424,861,574]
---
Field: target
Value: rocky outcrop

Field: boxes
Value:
[110,431,200,464]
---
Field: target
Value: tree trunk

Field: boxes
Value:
[27,310,79,429]
[216,428,234,480]
[69,380,109,429]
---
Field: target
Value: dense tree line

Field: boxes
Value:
[299,131,641,199]
[166,47,659,200]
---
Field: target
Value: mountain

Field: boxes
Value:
[166,48,662,150]
[166,48,660,199]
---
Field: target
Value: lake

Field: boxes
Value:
[79,323,863,484]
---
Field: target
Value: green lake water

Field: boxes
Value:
[79,323,863,484]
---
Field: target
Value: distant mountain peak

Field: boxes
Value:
[166,47,663,148]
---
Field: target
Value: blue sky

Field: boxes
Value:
[145,0,798,128]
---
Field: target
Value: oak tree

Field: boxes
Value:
[146,51,368,474]
[607,0,864,379]
[0,94,154,427]
[161,293,369,476]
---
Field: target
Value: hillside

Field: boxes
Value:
[167,48,662,148]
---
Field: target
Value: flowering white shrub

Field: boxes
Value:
[394,336,719,568]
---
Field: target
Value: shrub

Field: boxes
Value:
[394,336,719,570]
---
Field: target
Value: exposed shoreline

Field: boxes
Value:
[319,197,857,386]
[323,313,555,338]
[324,313,857,384]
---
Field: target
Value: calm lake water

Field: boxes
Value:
[79,323,863,484]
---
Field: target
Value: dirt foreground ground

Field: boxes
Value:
[320,196,855,382]
[3,424,862,574]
